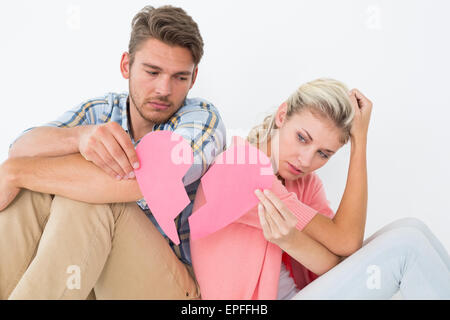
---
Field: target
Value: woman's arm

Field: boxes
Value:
[302,89,373,257]
[302,136,367,256]
[281,228,344,276]
[255,190,343,275]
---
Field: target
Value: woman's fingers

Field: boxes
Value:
[255,189,297,224]
[349,91,360,111]
[257,203,272,238]
[349,88,373,140]
[262,189,296,222]
[254,189,284,229]
[350,88,373,110]
[258,202,282,242]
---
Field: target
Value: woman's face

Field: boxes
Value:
[270,103,345,181]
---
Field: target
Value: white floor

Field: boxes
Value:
[391,291,403,300]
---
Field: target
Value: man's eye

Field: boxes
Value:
[177,76,188,81]
[146,71,158,76]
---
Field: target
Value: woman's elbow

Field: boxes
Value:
[332,238,363,257]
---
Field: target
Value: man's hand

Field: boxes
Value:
[0,159,20,211]
[78,122,140,180]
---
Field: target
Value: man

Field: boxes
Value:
[0,5,226,299]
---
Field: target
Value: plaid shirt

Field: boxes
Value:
[12,92,226,266]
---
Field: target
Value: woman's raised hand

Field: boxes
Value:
[349,89,373,143]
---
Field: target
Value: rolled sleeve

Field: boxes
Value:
[9,97,110,150]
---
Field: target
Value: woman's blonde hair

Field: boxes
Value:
[247,78,355,146]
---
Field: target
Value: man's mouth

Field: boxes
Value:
[148,101,171,110]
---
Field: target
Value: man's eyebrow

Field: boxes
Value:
[302,128,336,154]
[142,63,162,70]
[142,63,192,75]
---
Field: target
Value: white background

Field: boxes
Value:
[1,0,449,250]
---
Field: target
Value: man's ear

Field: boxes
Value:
[120,52,130,79]
[189,66,199,89]
[275,102,288,128]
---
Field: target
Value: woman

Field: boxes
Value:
[189,78,450,299]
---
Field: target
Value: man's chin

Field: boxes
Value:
[142,112,175,125]
[136,101,181,124]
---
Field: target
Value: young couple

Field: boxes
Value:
[0,5,448,300]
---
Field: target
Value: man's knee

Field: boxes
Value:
[50,195,110,213]
[49,195,117,229]
[10,189,53,210]
[1,189,54,228]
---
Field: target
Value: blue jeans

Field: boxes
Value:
[292,218,450,299]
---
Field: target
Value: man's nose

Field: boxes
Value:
[155,75,172,96]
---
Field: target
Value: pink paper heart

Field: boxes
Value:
[189,136,275,240]
[134,130,193,245]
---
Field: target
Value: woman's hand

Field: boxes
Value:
[349,89,373,142]
[254,189,298,248]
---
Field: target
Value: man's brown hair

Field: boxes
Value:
[128,5,204,67]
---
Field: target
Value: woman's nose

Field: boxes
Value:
[298,150,314,169]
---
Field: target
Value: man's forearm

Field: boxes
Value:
[9,154,143,204]
[8,126,87,158]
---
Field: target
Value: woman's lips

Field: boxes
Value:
[287,162,303,175]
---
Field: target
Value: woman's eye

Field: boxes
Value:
[297,133,306,143]
[319,151,329,159]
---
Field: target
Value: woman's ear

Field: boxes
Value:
[275,102,288,128]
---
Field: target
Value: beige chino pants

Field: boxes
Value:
[0,189,200,300]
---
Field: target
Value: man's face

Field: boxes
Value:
[121,38,198,126]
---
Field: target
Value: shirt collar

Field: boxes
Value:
[120,93,131,134]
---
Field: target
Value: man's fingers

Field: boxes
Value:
[111,128,140,170]
[95,142,127,179]
[100,133,135,179]
[88,149,121,180]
